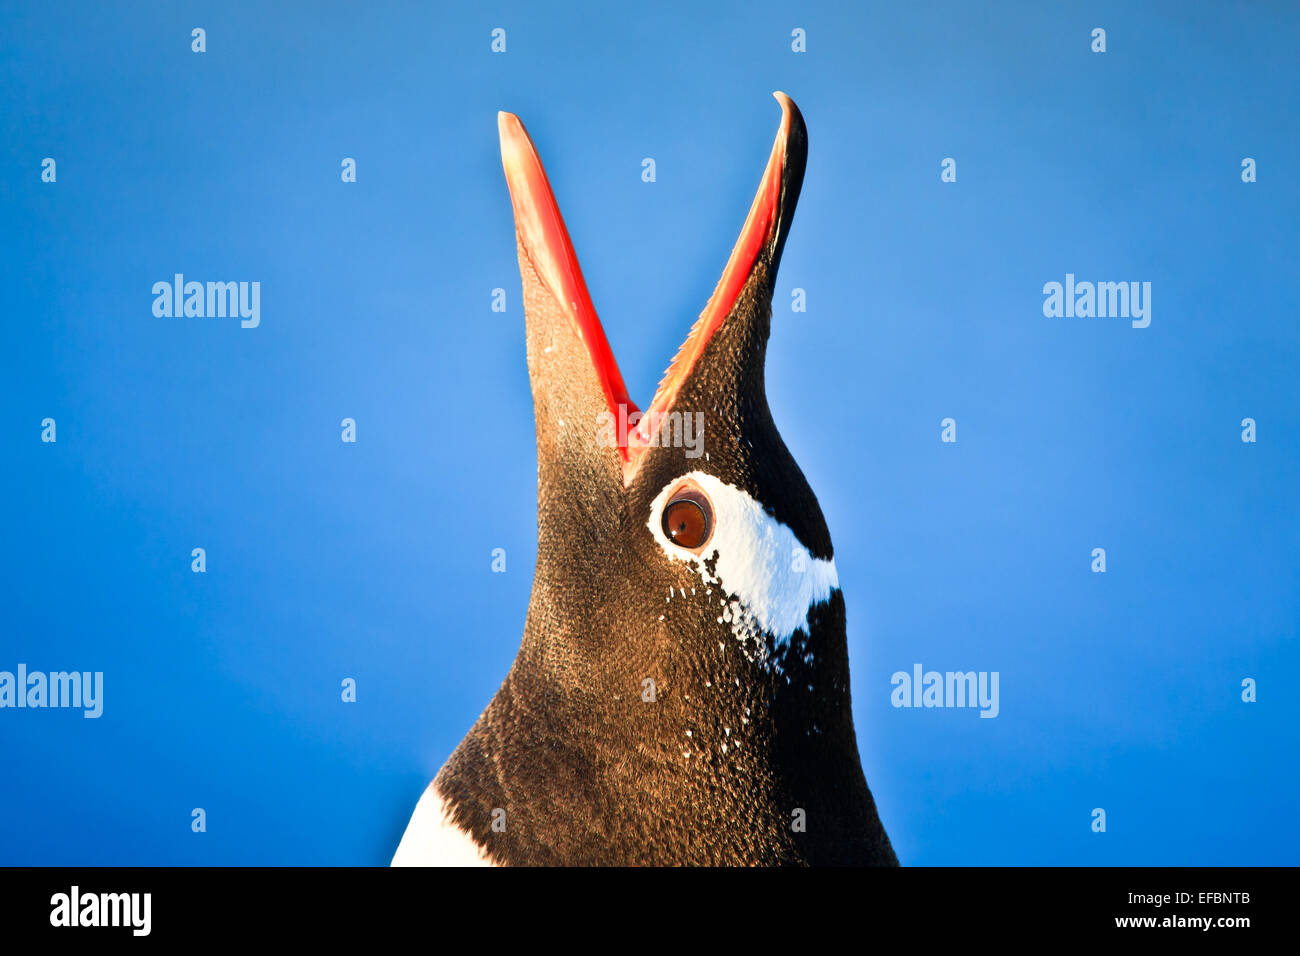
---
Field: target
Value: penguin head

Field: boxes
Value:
[499,93,841,693]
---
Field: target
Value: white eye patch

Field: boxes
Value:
[647,471,839,647]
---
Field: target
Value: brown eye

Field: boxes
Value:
[661,489,713,550]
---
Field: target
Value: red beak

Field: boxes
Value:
[498,93,805,485]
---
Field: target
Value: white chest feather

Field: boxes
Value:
[391,785,497,867]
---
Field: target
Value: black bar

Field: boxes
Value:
[0,866,1279,942]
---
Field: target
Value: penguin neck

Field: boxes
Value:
[435,588,893,864]
[505,584,867,791]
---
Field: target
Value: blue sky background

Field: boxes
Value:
[2,1,1297,865]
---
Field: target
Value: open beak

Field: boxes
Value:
[498,92,807,486]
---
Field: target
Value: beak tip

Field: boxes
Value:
[497,110,522,144]
[499,112,538,176]
[772,91,803,135]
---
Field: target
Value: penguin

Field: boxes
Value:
[393,92,897,867]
